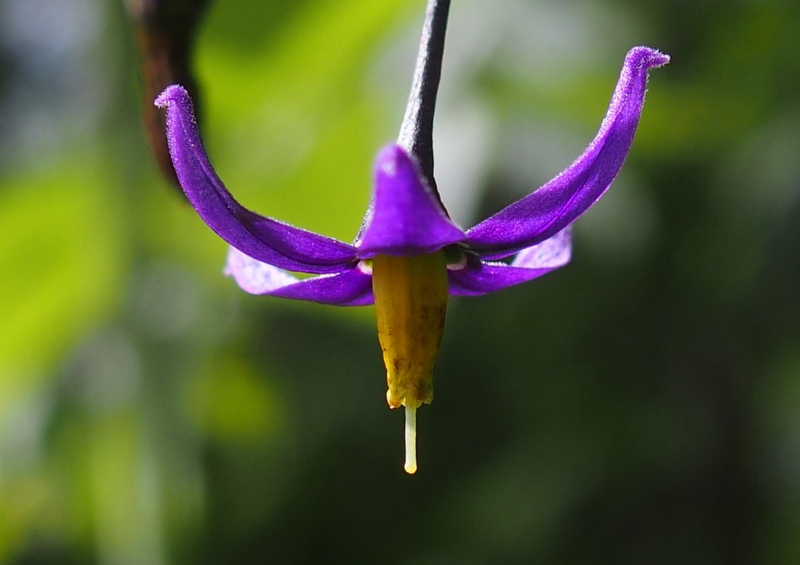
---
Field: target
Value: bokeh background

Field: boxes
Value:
[2,0,800,563]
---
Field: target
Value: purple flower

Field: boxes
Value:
[155,45,668,473]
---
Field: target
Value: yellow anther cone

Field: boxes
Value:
[372,251,448,473]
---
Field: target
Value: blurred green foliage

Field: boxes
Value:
[1,0,800,564]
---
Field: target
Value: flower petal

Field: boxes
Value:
[465,47,669,260]
[224,247,374,306]
[448,228,572,295]
[155,85,358,274]
[356,145,466,257]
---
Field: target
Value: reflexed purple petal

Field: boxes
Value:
[225,247,374,306]
[155,85,357,274]
[465,47,669,260]
[511,227,571,269]
[357,144,465,257]
[224,246,299,293]
[448,229,572,296]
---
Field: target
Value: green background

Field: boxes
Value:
[1,0,799,563]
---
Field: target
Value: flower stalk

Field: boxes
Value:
[398,0,450,193]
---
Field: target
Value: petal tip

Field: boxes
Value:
[375,143,408,178]
[154,84,189,108]
[627,46,671,70]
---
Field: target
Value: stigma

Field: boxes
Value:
[371,251,448,474]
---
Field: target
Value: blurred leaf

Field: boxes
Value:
[184,356,282,443]
[88,414,165,565]
[0,158,125,413]
[194,0,414,241]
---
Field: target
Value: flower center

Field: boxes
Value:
[371,251,448,474]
